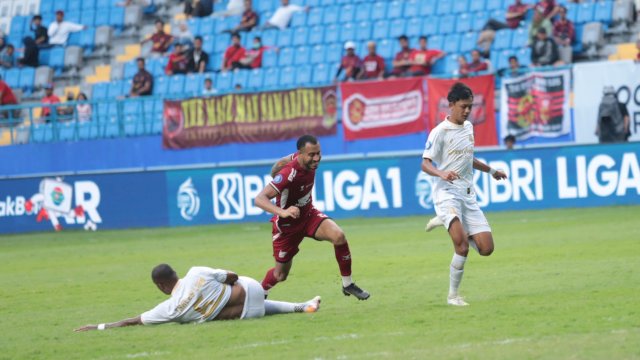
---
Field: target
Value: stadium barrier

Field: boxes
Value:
[1,142,638,234]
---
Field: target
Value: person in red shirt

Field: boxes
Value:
[391,35,413,77]
[141,20,173,55]
[537,0,560,21]
[231,36,272,69]
[477,0,532,54]
[254,135,370,300]
[41,84,61,122]
[359,41,385,80]
[165,43,189,75]
[553,6,575,64]
[460,50,489,76]
[408,36,446,76]
[222,33,246,71]
[0,77,19,122]
[226,0,259,33]
[335,41,362,81]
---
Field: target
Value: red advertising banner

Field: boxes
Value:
[340,77,428,140]
[427,75,498,147]
[162,86,338,149]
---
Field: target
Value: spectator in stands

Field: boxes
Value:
[528,6,553,45]
[141,20,173,55]
[408,36,446,76]
[30,15,49,46]
[536,0,560,21]
[41,84,61,122]
[184,0,213,18]
[231,36,270,70]
[460,50,489,76]
[359,41,385,80]
[504,135,516,149]
[75,92,92,122]
[222,33,246,71]
[118,0,151,6]
[130,57,153,97]
[0,37,5,53]
[0,45,16,69]
[57,92,76,120]
[18,37,39,68]
[263,0,309,30]
[0,76,19,121]
[187,36,209,73]
[173,22,195,51]
[165,43,189,75]
[202,77,217,96]
[636,35,640,62]
[457,55,469,77]
[596,86,630,143]
[335,41,362,82]
[531,28,563,67]
[225,0,258,33]
[500,55,527,77]
[477,0,532,54]
[553,6,575,64]
[213,0,245,18]
[391,35,413,77]
[234,83,243,91]
[47,10,86,46]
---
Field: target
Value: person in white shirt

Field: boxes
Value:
[421,83,507,307]
[48,10,86,46]
[202,77,218,96]
[74,264,320,331]
[263,0,309,30]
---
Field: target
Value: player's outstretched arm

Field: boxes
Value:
[270,154,294,178]
[74,315,142,332]
[422,158,459,183]
[473,158,507,180]
[254,185,300,219]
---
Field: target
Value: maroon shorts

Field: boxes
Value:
[271,207,329,263]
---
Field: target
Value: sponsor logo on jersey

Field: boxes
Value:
[278,250,288,259]
[177,178,200,221]
[415,171,434,209]
[273,174,283,184]
[426,140,433,150]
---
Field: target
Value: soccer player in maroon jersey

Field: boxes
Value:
[254,135,370,300]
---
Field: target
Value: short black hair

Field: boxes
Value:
[537,27,547,34]
[151,264,177,282]
[398,35,408,41]
[136,57,145,64]
[254,36,261,42]
[33,15,42,21]
[419,36,427,41]
[194,35,203,42]
[6,44,14,49]
[447,82,473,103]
[504,135,516,143]
[155,19,164,25]
[508,55,518,62]
[297,134,318,150]
[232,33,241,40]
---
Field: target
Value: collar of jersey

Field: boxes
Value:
[171,279,182,295]
[443,116,466,129]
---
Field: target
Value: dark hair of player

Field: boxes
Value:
[296,135,318,150]
[151,264,177,282]
[447,83,474,103]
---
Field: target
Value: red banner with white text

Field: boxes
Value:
[340,77,428,140]
[427,75,498,146]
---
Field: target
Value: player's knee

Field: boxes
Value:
[455,243,469,257]
[479,245,494,256]
[274,270,288,282]
[332,230,347,246]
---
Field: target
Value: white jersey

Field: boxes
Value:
[140,267,232,325]
[268,5,305,29]
[422,117,475,193]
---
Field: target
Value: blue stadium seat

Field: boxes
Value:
[67,0,82,13]
[255,0,273,13]
[325,43,342,63]
[456,13,472,33]
[389,18,406,39]
[308,26,324,45]
[340,23,356,42]
[216,71,233,91]
[572,24,583,54]
[470,0,486,13]
[279,66,295,87]
[404,0,420,18]
[107,80,123,98]
[453,0,469,14]
[406,17,422,38]
[94,10,109,27]
[419,0,437,16]
[49,47,65,72]
[31,124,54,143]
[566,3,578,23]
[58,122,76,141]
[215,34,230,53]
[40,0,57,14]
[168,75,186,95]
[388,1,404,18]
[324,24,339,44]
[200,17,214,35]
[80,10,96,27]
[323,6,339,24]
[422,16,439,36]
[497,49,514,70]
[459,32,477,53]
[355,3,372,22]
[109,7,125,30]
[187,18,201,36]
[277,29,293,47]
[310,44,326,64]
[96,0,111,10]
[486,0,503,11]
[576,2,595,24]
[247,68,263,89]
[232,70,249,89]
[82,0,96,11]
[312,63,330,85]
[377,39,393,58]
[307,7,323,26]
[594,0,613,23]
[438,15,455,34]
[68,32,82,46]
[278,47,294,66]
[437,1,453,15]
[92,82,108,99]
[492,29,513,50]
[262,50,278,68]
[339,4,355,23]
[4,69,20,89]
[10,16,26,35]
[432,53,458,75]
[517,47,532,67]
[511,27,529,49]
[373,20,390,40]
[290,12,307,27]
[356,21,372,41]
[214,18,228,33]
[293,27,309,46]
[295,46,310,65]
[472,11,490,31]
[184,73,202,96]
[153,76,169,95]
[371,2,387,21]
[296,65,312,86]
[38,49,51,67]
[263,68,280,88]
[443,34,461,53]
[261,29,278,47]
[19,67,35,93]
[428,35,444,51]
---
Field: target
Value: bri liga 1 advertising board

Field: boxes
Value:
[1,144,638,234]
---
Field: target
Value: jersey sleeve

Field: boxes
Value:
[270,166,293,194]
[422,128,443,162]
[140,299,174,325]
[192,266,228,283]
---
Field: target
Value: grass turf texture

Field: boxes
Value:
[1,206,639,360]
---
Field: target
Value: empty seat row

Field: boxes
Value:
[0,66,53,93]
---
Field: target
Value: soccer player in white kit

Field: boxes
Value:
[421,83,507,306]
[75,264,321,331]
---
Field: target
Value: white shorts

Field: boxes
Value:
[237,276,266,319]
[433,187,491,236]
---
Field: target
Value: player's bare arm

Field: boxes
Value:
[254,185,300,219]
[421,158,460,183]
[472,158,507,180]
[270,155,294,178]
[74,315,142,332]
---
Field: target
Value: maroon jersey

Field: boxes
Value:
[269,153,315,227]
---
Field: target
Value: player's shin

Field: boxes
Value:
[261,268,279,295]
[264,300,297,314]
[334,243,353,287]
[449,253,467,297]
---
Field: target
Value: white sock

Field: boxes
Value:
[264,300,302,315]
[449,253,467,297]
[341,275,353,287]
[468,238,479,254]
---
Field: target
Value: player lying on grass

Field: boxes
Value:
[254,135,370,300]
[74,264,321,331]
[421,83,507,306]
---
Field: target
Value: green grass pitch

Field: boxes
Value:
[1,206,639,360]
